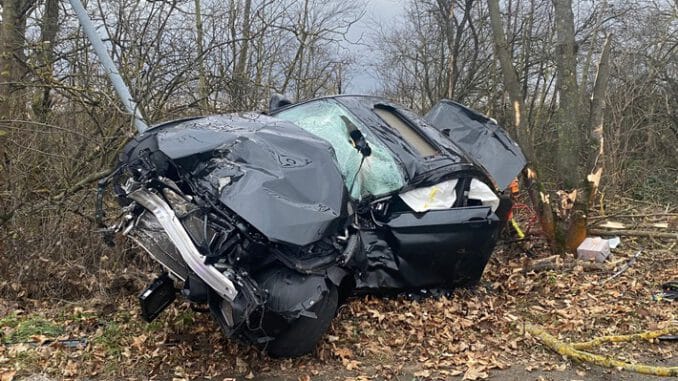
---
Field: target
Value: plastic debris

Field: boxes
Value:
[607,236,621,249]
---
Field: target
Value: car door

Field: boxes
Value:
[385,206,500,288]
[376,175,504,289]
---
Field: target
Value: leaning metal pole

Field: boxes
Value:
[68,0,148,133]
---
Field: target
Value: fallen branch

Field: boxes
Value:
[519,256,610,273]
[589,213,678,221]
[588,229,677,239]
[523,323,678,377]
[571,326,677,350]
[523,255,560,273]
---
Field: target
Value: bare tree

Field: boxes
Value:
[1,0,37,116]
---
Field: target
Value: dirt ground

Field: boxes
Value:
[1,199,676,380]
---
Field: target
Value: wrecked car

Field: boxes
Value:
[98,95,526,357]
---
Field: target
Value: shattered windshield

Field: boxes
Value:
[274,100,405,199]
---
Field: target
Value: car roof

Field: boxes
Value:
[271,95,482,184]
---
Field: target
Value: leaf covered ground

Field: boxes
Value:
[1,198,676,380]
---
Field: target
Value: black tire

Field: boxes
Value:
[266,284,338,358]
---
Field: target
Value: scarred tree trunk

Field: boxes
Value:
[489,0,613,253]
[586,34,612,208]
[488,0,557,247]
[552,0,614,251]
[487,0,530,154]
[553,0,581,189]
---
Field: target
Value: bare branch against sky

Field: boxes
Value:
[346,0,403,93]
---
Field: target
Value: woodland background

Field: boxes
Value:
[0,0,676,332]
[0,1,677,379]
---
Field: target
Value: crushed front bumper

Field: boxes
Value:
[126,188,239,302]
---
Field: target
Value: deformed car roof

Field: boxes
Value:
[271,95,528,191]
[271,95,489,190]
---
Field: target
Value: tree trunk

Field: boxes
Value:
[488,0,612,252]
[586,34,612,207]
[33,0,60,120]
[1,0,20,116]
[233,0,252,109]
[1,0,33,117]
[487,0,556,247]
[487,0,530,154]
[553,0,581,189]
[194,0,208,111]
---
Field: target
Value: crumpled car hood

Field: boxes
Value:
[147,113,348,246]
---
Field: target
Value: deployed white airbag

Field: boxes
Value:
[399,178,500,212]
[399,179,458,212]
[468,178,500,212]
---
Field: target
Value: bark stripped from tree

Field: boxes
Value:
[488,0,556,247]
[488,0,615,252]
[586,34,612,207]
[487,0,529,152]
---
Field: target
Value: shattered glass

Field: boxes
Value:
[275,100,405,199]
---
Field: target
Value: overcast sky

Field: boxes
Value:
[344,0,404,94]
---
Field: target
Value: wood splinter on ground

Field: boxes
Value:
[520,255,610,273]
[523,323,678,377]
[588,228,678,239]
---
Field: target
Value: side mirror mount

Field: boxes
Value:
[269,93,293,113]
[350,130,371,157]
[341,116,371,157]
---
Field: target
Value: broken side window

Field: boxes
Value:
[274,100,405,199]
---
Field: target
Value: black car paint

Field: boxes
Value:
[425,99,527,190]
[267,96,509,292]
[107,95,525,355]
[127,113,349,246]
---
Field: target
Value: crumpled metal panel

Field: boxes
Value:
[127,211,190,280]
[151,113,349,247]
[425,100,527,190]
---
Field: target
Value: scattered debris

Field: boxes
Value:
[519,256,610,273]
[653,280,678,302]
[607,236,621,249]
[600,250,641,284]
[576,237,611,263]
[1,196,674,379]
